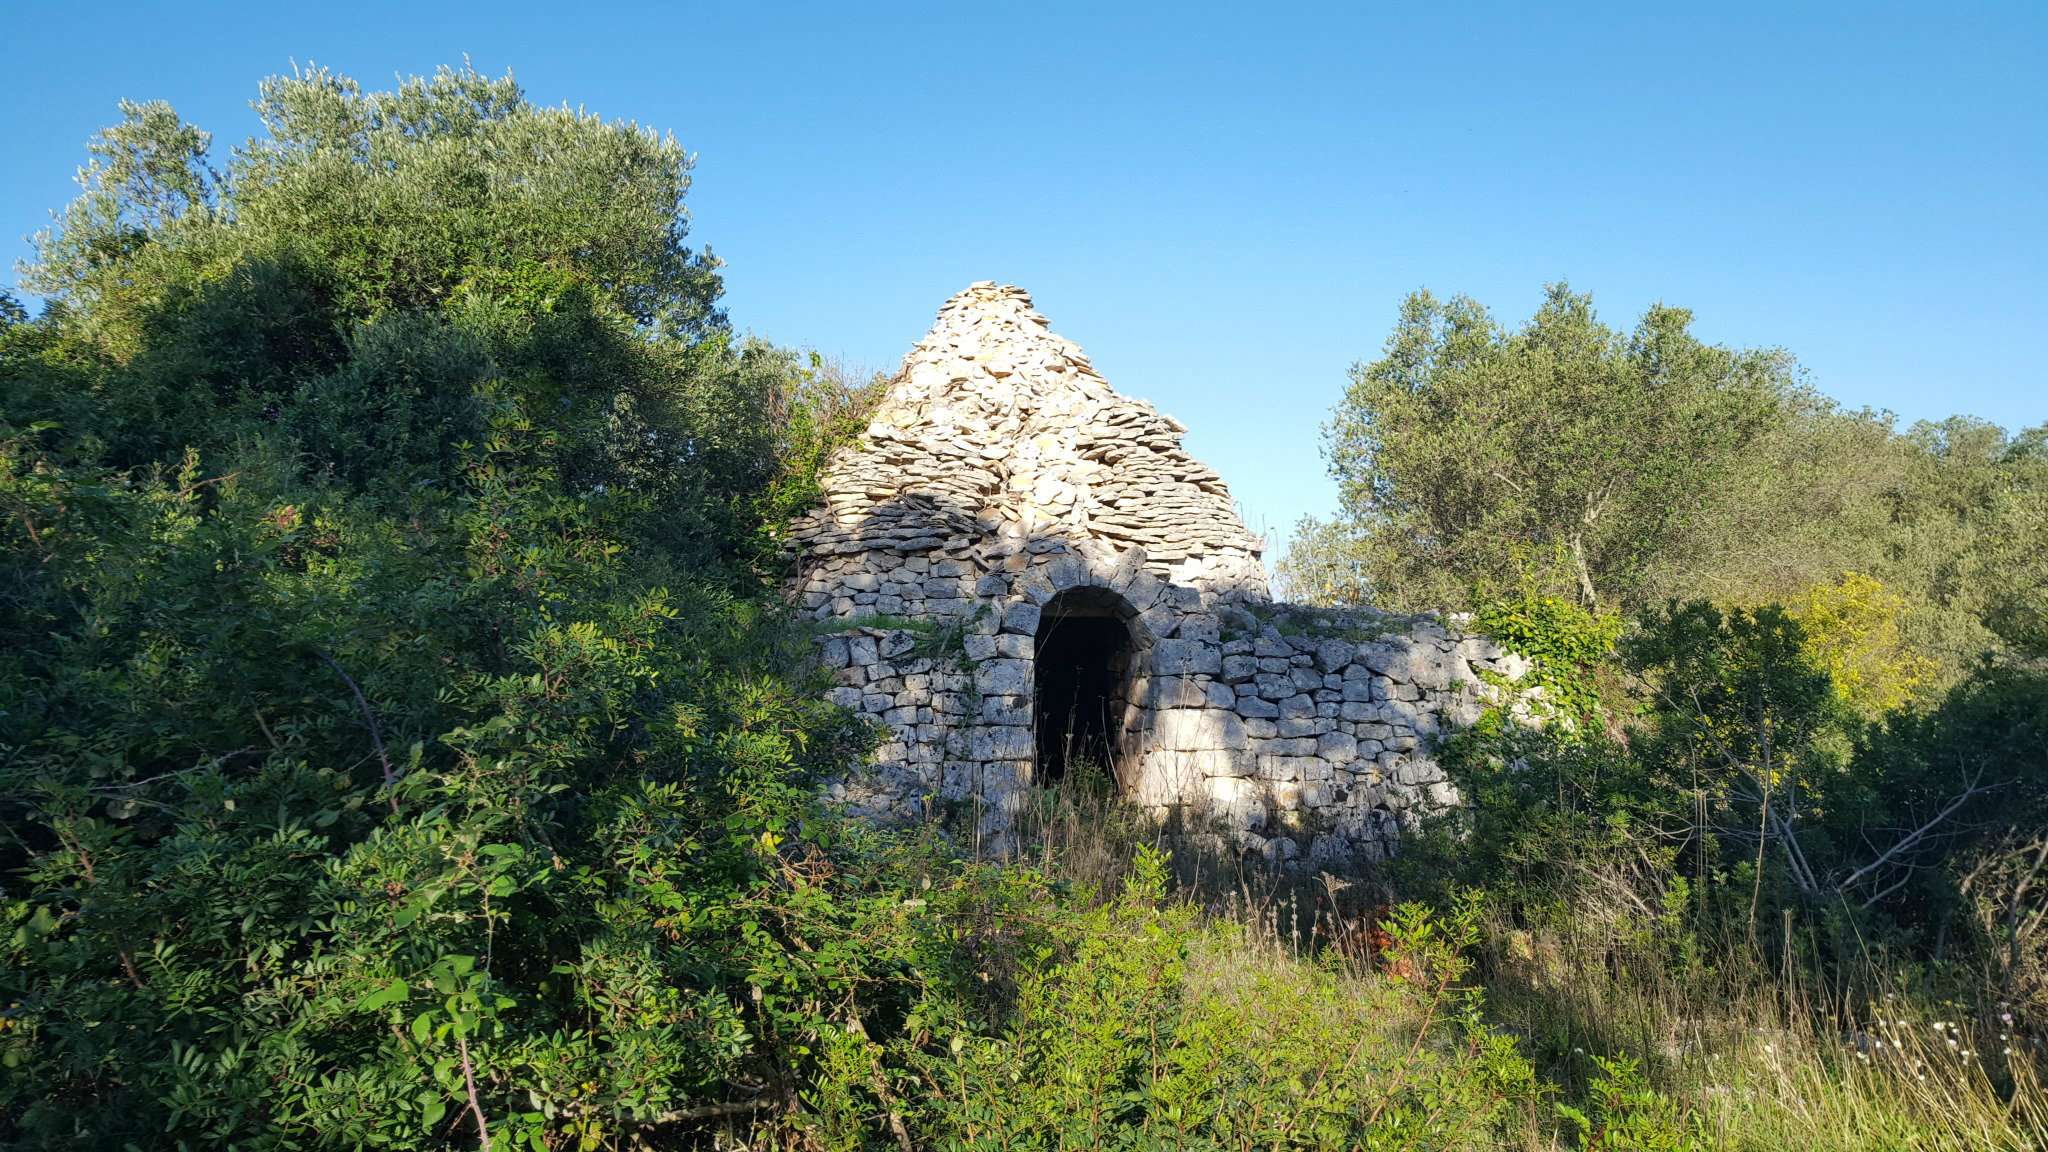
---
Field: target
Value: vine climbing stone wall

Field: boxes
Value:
[786,283,1529,867]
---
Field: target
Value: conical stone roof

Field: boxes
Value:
[789,282,1268,595]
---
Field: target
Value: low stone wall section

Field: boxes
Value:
[807,538,1529,868]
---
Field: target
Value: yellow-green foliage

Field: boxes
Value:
[1793,571,1934,717]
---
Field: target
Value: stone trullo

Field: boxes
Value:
[787,282,1529,869]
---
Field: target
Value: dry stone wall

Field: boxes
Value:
[789,284,1529,866]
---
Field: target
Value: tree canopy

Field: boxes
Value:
[0,65,888,1148]
[1284,283,2042,704]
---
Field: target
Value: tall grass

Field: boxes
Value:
[995,779,2048,1151]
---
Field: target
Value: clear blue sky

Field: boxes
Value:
[5,2,2043,554]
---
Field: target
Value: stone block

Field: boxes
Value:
[1261,738,1318,757]
[1391,756,1443,786]
[1203,776,1266,831]
[1000,601,1042,635]
[1019,572,1057,604]
[1155,707,1249,752]
[1314,638,1354,673]
[1356,639,1453,689]
[939,761,979,800]
[1121,571,1165,611]
[971,726,1035,760]
[1186,747,1253,777]
[1308,834,1352,870]
[1153,638,1221,676]
[975,659,1030,696]
[1046,554,1089,590]
[820,636,850,668]
[1255,754,1313,782]
[1220,654,1258,683]
[981,695,1032,726]
[1152,676,1210,708]
[1138,604,1179,641]
[1236,695,1278,718]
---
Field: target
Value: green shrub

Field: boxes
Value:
[901,868,1540,1151]
[1556,1055,1706,1152]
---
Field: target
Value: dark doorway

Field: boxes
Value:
[1033,588,1136,785]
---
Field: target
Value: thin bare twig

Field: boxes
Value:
[314,650,399,813]
[1835,767,1993,894]
[846,1005,916,1152]
[456,1028,491,1152]
[173,470,241,498]
[650,1098,774,1124]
